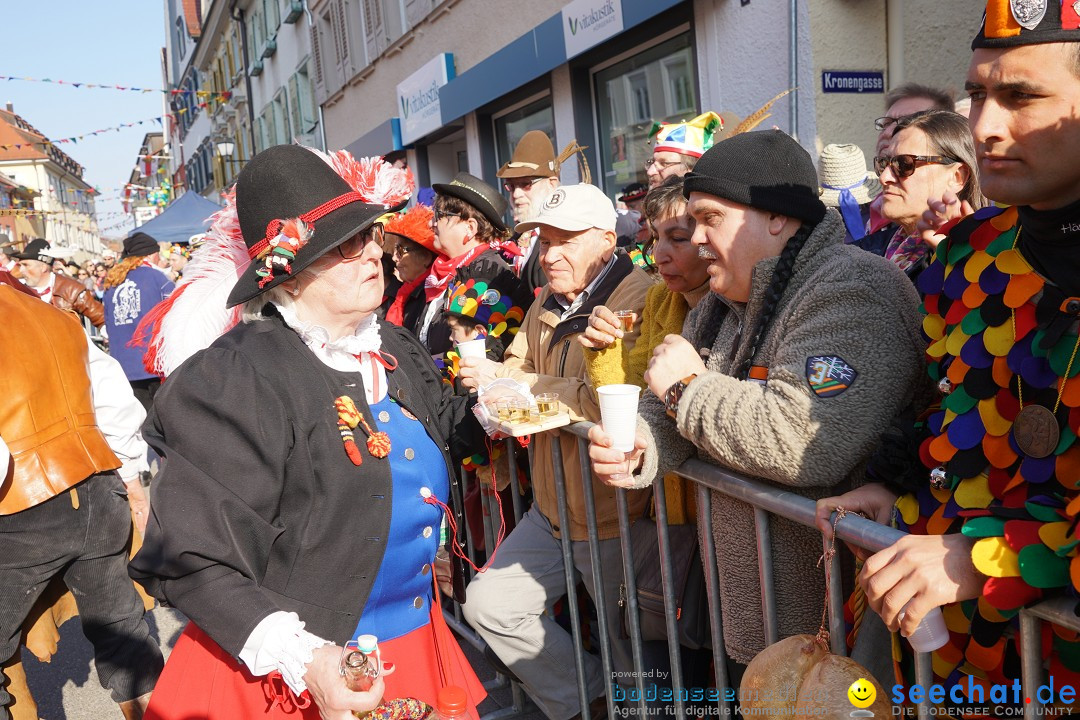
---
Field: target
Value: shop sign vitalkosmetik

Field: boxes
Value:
[397,53,455,145]
[562,0,624,60]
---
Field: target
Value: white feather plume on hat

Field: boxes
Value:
[134,145,413,377]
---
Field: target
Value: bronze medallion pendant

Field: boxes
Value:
[1011,404,1059,459]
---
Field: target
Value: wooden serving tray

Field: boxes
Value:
[493,411,571,437]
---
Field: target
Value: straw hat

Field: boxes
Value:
[817,144,880,207]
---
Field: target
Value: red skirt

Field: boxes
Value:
[145,606,486,719]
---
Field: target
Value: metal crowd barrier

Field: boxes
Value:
[442,421,1079,720]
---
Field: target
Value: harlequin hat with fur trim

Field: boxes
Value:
[649,112,724,158]
[227,144,413,308]
[384,204,437,254]
[972,0,1080,49]
[432,172,509,232]
[650,91,795,158]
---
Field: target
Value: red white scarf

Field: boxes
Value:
[386,275,424,326]
[424,244,490,301]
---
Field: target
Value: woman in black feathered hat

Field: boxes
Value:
[129,145,488,719]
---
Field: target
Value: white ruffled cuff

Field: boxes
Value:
[238,611,333,696]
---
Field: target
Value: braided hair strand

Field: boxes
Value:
[735,223,814,380]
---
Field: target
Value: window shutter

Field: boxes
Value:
[288,75,302,140]
[336,0,351,63]
[404,0,432,29]
[310,19,328,102]
[363,0,385,63]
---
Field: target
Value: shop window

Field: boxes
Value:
[493,97,555,176]
[593,34,697,195]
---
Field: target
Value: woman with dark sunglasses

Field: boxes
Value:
[416,172,532,367]
[855,109,986,284]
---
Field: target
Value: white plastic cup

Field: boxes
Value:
[597,384,641,452]
[456,338,487,359]
[900,605,948,653]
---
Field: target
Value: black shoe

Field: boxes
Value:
[482,645,520,683]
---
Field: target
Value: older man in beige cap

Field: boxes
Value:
[459,183,654,720]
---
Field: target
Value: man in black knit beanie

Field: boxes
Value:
[588,128,926,677]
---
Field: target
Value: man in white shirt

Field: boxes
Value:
[0,276,161,720]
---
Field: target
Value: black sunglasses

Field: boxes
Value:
[431,208,461,225]
[873,154,958,179]
[336,224,385,260]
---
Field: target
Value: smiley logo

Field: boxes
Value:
[847,678,876,709]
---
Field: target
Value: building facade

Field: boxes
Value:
[0,105,103,255]
[308,0,981,200]
[126,132,170,228]
[164,0,323,200]
[0,170,41,250]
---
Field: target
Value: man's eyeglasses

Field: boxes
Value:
[392,243,417,258]
[644,157,684,171]
[336,224,385,260]
[503,178,537,194]
[874,116,901,132]
[873,154,959,178]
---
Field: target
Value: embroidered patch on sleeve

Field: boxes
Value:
[805,356,857,398]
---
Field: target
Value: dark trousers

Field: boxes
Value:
[0,474,163,716]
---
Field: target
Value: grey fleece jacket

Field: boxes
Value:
[634,210,926,663]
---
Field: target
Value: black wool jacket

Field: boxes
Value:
[129,308,484,654]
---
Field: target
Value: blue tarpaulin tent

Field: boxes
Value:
[131,191,221,245]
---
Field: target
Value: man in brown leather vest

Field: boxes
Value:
[14,238,105,328]
[0,283,162,719]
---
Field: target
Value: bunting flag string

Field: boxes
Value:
[0,208,96,217]
[0,75,232,99]
[0,116,164,152]
[99,217,139,233]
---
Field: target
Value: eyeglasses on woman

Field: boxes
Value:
[873,154,959,179]
[336,224,385,260]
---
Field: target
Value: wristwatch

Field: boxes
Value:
[664,374,698,419]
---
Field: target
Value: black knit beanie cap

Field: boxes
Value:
[682,129,826,224]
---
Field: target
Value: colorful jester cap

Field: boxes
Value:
[973,0,1080,48]
[649,111,724,158]
[443,276,526,339]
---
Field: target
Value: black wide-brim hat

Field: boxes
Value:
[14,238,53,263]
[227,144,402,308]
[432,172,509,233]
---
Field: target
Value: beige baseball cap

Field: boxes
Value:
[514,183,617,234]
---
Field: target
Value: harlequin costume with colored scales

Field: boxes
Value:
[439,267,532,489]
[895,204,1080,695]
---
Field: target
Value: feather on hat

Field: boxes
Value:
[134,146,413,377]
